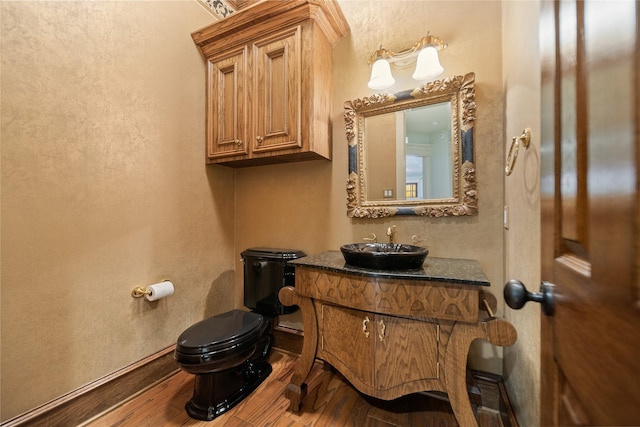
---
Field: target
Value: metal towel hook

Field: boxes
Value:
[505,128,531,176]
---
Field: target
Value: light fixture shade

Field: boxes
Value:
[412,46,444,82]
[368,58,395,90]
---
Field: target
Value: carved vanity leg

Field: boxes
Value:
[278,286,318,413]
[444,322,480,427]
[284,383,307,413]
[444,318,517,427]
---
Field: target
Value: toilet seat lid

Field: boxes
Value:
[176,309,265,355]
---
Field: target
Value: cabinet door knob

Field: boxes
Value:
[362,316,370,338]
[256,136,263,144]
[378,319,386,341]
[235,139,243,146]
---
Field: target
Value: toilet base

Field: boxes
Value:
[185,359,272,421]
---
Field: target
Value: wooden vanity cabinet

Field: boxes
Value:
[278,253,517,427]
[191,1,349,167]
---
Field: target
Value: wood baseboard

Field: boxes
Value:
[1,328,303,427]
[1,345,179,427]
[272,325,304,354]
[470,370,520,427]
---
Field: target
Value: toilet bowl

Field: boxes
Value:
[175,310,272,420]
[174,248,305,421]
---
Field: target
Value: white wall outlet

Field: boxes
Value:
[503,206,509,229]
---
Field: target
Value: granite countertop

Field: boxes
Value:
[289,250,489,286]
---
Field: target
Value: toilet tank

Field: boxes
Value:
[241,248,306,317]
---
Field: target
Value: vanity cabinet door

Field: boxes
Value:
[319,304,440,398]
[206,48,248,161]
[374,314,439,392]
[251,27,301,154]
[320,304,375,389]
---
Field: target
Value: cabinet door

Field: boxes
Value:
[374,314,439,392]
[252,27,301,153]
[207,48,248,160]
[320,304,375,389]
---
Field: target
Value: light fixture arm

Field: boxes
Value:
[367,33,447,65]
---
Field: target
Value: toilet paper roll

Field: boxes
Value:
[145,281,174,301]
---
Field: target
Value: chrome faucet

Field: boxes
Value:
[386,225,397,244]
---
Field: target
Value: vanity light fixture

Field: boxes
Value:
[367,33,447,91]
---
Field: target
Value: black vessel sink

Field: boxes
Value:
[340,243,429,270]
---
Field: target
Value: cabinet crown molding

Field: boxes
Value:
[192,0,349,48]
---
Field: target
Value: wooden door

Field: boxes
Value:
[206,47,248,160]
[252,26,301,154]
[539,1,639,425]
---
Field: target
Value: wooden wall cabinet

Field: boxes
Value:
[191,1,349,167]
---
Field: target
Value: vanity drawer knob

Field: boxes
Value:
[256,136,263,144]
[362,316,370,338]
[378,319,386,341]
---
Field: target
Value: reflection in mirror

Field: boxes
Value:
[365,103,453,201]
[345,72,476,218]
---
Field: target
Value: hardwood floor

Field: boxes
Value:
[85,350,512,427]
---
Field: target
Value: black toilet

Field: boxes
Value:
[174,248,305,421]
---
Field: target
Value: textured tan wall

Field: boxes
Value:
[1,0,540,423]
[502,2,542,426]
[0,1,235,420]
[235,0,506,373]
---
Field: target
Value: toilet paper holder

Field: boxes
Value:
[131,286,152,298]
[131,279,171,298]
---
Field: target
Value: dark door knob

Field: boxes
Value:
[504,279,555,316]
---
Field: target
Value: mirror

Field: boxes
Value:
[344,72,477,218]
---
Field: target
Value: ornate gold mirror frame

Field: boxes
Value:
[344,72,477,218]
